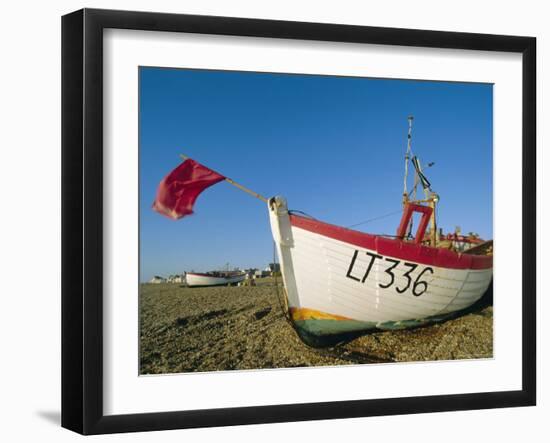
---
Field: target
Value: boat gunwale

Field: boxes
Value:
[289,213,493,271]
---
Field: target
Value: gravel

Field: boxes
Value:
[139,279,493,374]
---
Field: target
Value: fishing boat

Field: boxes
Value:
[185,271,246,287]
[153,117,493,345]
[268,116,493,343]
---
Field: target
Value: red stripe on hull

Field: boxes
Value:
[186,272,244,279]
[289,214,492,270]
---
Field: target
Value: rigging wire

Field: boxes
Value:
[289,206,403,230]
[346,208,403,228]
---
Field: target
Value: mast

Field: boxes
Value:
[430,194,438,246]
[400,116,439,247]
[402,115,414,207]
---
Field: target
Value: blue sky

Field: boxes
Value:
[139,67,492,282]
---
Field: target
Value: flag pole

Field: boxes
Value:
[179,154,268,203]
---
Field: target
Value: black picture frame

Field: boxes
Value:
[62,8,536,435]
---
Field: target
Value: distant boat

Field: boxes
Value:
[185,271,246,287]
[268,117,493,344]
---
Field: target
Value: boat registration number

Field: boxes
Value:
[345,250,434,296]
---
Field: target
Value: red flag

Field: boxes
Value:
[152,159,225,220]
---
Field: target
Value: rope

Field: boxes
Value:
[288,209,317,220]
[272,241,293,326]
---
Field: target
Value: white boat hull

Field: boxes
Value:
[268,196,493,339]
[185,272,246,287]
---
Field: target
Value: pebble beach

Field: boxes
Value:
[139,278,493,374]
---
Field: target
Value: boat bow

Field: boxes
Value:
[268,196,493,340]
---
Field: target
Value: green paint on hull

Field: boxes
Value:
[294,319,378,336]
[376,319,429,330]
[291,285,492,347]
[294,310,465,338]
